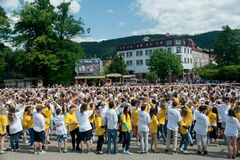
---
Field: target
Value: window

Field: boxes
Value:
[166,40,172,45]
[145,50,152,56]
[126,52,132,57]
[136,51,143,56]
[136,60,143,65]
[184,48,186,53]
[167,47,171,52]
[176,47,181,53]
[175,40,181,45]
[119,52,125,57]
[177,55,182,62]
[145,59,150,65]
[184,58,187,63]
[190,58,192,64]
[187,58,189,63]
[187,48,189,54]
[126,60,133,66]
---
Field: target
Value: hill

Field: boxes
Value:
[80,31,222,58]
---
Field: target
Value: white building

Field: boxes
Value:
[117,37,198,74]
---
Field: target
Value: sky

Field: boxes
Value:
[1,0,240,42]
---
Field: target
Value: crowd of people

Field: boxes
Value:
[0,84,239,159]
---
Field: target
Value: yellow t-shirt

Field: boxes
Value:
[208,111,217,125]
[158,108,166,125]
[185,105,193,126]
[179,119,189,135]
[43,107,52,130]
[0,115,8,135]
[150,115,159,134]
[89,112,96,124]
[236,112,240,122]
[23,115,34,129]
[121,114,132,132]
[131,108,139,126]
[64,112,79,132]
[173,97,180,105]
[95,116,105,136]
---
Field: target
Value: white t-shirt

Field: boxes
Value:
[9,112,23,134]
[76,109,93,132]
[33,110,45,132]
[167,108,181,131]
[106,108,118,130]
[138,110,151,132]
[53,115,67,135]
[193,111,209,136]
[217,103,230,123]
[224,115,240,137]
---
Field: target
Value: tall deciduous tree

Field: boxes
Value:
[148,49,183,82]
[214,25,240,66]
[107,55,128,75]
[0,6,11,42]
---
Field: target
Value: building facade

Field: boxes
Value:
[117,37,209,74]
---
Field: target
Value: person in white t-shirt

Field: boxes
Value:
[224,109,240,159]
[33,105,46,154]
[53,108,68,153]
[138,104,151,153]
[8,106,24,151]
[165,101,181,153]
[193,105,209,155]
[76,103,95,153]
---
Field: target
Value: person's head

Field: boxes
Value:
[212,107,218,115]
[149,108,156,118]
[228,109,236,117]
[199,105,208,115]
[36,105,44,113]
[123,105,130,117]
[136,100,142,107]
[69,105,75,113]
[80,103,88,113]
[141,103,146,111]
[109,101,115,109]
[56,108,61,115]
[181,107,188,117]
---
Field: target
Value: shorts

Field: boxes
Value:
[209,126,218,139]
[79,130,92,141]
[34,130,45,143]
[57,134,68,142]
[196,133,207,147]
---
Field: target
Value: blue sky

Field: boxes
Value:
[1,0,240,42]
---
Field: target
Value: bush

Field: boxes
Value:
[218,65,240,81]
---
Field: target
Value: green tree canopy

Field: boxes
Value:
[148,49,183,81]
[214,25,240,66]
[0,6,11,41]
[146,72,158,83]
[106,55,128,75]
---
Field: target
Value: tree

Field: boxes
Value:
[107,55,128,74]
[148,49,183,82]
[0,6,11,42]
[146,72,158,83]
[218,65,240,81]
[214,25,240,66]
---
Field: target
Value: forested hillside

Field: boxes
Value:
[80,31,222,58]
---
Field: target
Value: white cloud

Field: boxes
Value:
[72,36,106,42]
[1,0,81,13]
[118,22,125,27]
[0,0,19,9]
[105,9,114,14]
[132,0,240,35]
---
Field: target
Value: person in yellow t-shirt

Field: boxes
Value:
[95,110,105,154]
[179,107,190,154]
[157,101,167,144]
[23,106,34,147]
[64,106,80,151]
[149,108,158,152]
[121,106,132,154]
[208,107,219,146]
[43,105,52,145]
[131,100,140,145]
[0,107,8,154]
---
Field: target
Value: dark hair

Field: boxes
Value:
[8,106,16,124]
[141,104,146,111]
[149,108,157,118]
[109,101,115,109]
[36,105,43,113]
[181,107,188,117]
[228,109,236,117]
[56,108,61,115]
[123,105,130,118]
[199,106,207,113]
[80,103,88,114]
[211,107,219,123]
